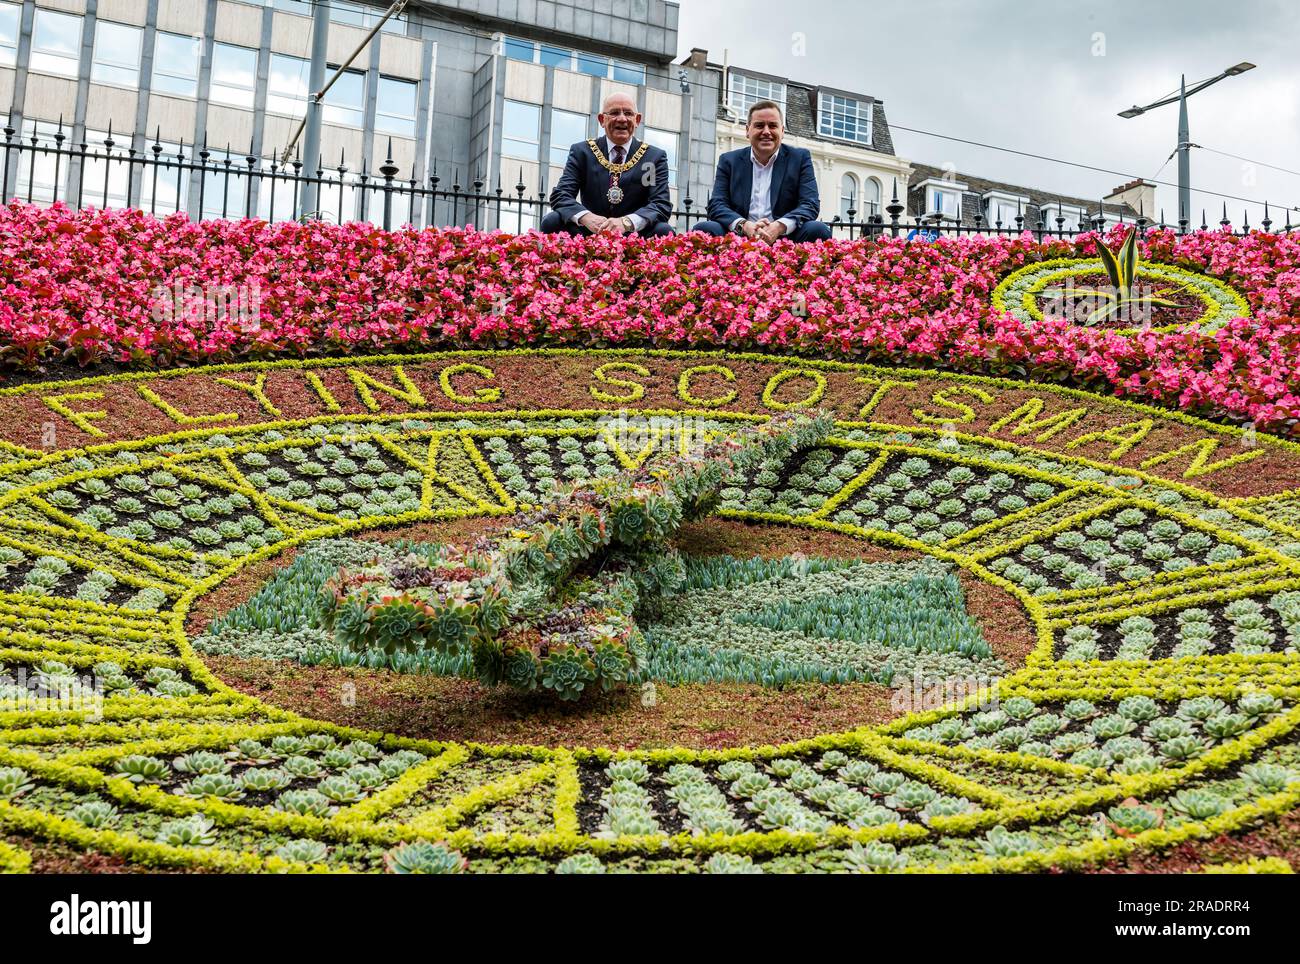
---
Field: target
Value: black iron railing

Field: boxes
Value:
[2,122,1294,240]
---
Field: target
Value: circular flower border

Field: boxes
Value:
[992,258,1251,334]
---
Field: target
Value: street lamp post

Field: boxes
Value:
[1118,63,1255,229]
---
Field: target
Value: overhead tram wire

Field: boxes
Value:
[242,7,1299,214]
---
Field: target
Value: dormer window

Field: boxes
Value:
[984,191,1030,228]
[1040,202,1086,230]
[916,178,967,221]
[817,92,872,145]
[729,72,786,118]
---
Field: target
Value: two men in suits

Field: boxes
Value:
[542,92,674,238]
[694,100,832,243]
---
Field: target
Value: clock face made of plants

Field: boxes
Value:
[0,349,1297,875]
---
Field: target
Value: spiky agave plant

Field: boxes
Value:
[1039,227,1186,326]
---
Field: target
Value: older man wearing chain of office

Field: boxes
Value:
[542,92,674,238]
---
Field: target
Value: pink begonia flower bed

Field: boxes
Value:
[1,201,1298,434]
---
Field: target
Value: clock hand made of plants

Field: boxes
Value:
[0,349,1297,875]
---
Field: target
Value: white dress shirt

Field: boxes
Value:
[572,139,647,232]
[730,147,798,236]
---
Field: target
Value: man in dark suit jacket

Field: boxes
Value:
[694,100,831,243]
[541,92,674,238]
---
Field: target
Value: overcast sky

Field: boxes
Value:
[676,0,1300,226]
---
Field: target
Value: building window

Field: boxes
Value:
[504,37,535,61]
[200,149,250,220]
[153,32,201,98]
[0,3,20,69]
[81,128,133,210]
[1040,203,1086,229]
[839,173,858,220]
[30,9,82,79]
[642,128,678,188]
[271,0,312,15]
[863,177,881,218]
[329,0,404,34]
[497,201,539,233]
[613,61,646,85]
[729,72,785,117]
[376,77,418,137]
[138,141,191,216]
[267,53,309,117]
[313,176,359,225]
[549,109,588,168]
[210,43,258,109]
[986,194,1026,228]
[576,52,609,78]
[539,44,570,68]
[502,100,540,162]
[91,21,143,88]
[323,68,366,127]
[15,120,66,204]
[818,93,871,145]
[928,187,961,220]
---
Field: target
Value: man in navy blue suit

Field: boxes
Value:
[541,92,674,238]
[694,100,831,243]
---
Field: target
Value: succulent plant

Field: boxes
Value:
[343,764,385,790]
[865,770,907,796]
[316,775,365,804]
[345,740,381,761]
[818,750,849,770]
[978,826,1043,857]
[1117,696,1161,722]
[703,853,763,874]
[0,766,34,800]
[272,838,330,864]
[1159,735,1209,761]
[1070,748,1110,769]
[274,789,334,817]
[605,759,650,784]
[920,797,979,822]
[66,799,119,828]
[1051,731,1094,755]
[554,853,606,874]
[178,772,243,800]
[1001,696,1038,720]
[1167,789,1227,819]
[885,780,939,811]
[605,807,660,836]
[1143,717,1193,743]
[238,767,293,793]
[270,735,307,756]
[282,755,324,779]
[1107,804,1162,834]
[156,814,218,847]
[1201,713,1251,740]
[320,747,358,770]
[113,754,170,783]
[1062,699,1098,720]
[384,841,468,874]
[230,740,276,763]
[842,841,908,873]
[1177,696,1228,722]
[1091,714,1137,740]
[768,757,801,778]
[173,750,230,775]
[1240,763,1294,793]
[729,772,772,798]
[786,766,823,792]
[1235,693,1284,719]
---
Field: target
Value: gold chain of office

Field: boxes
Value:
[587,139,649,174]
